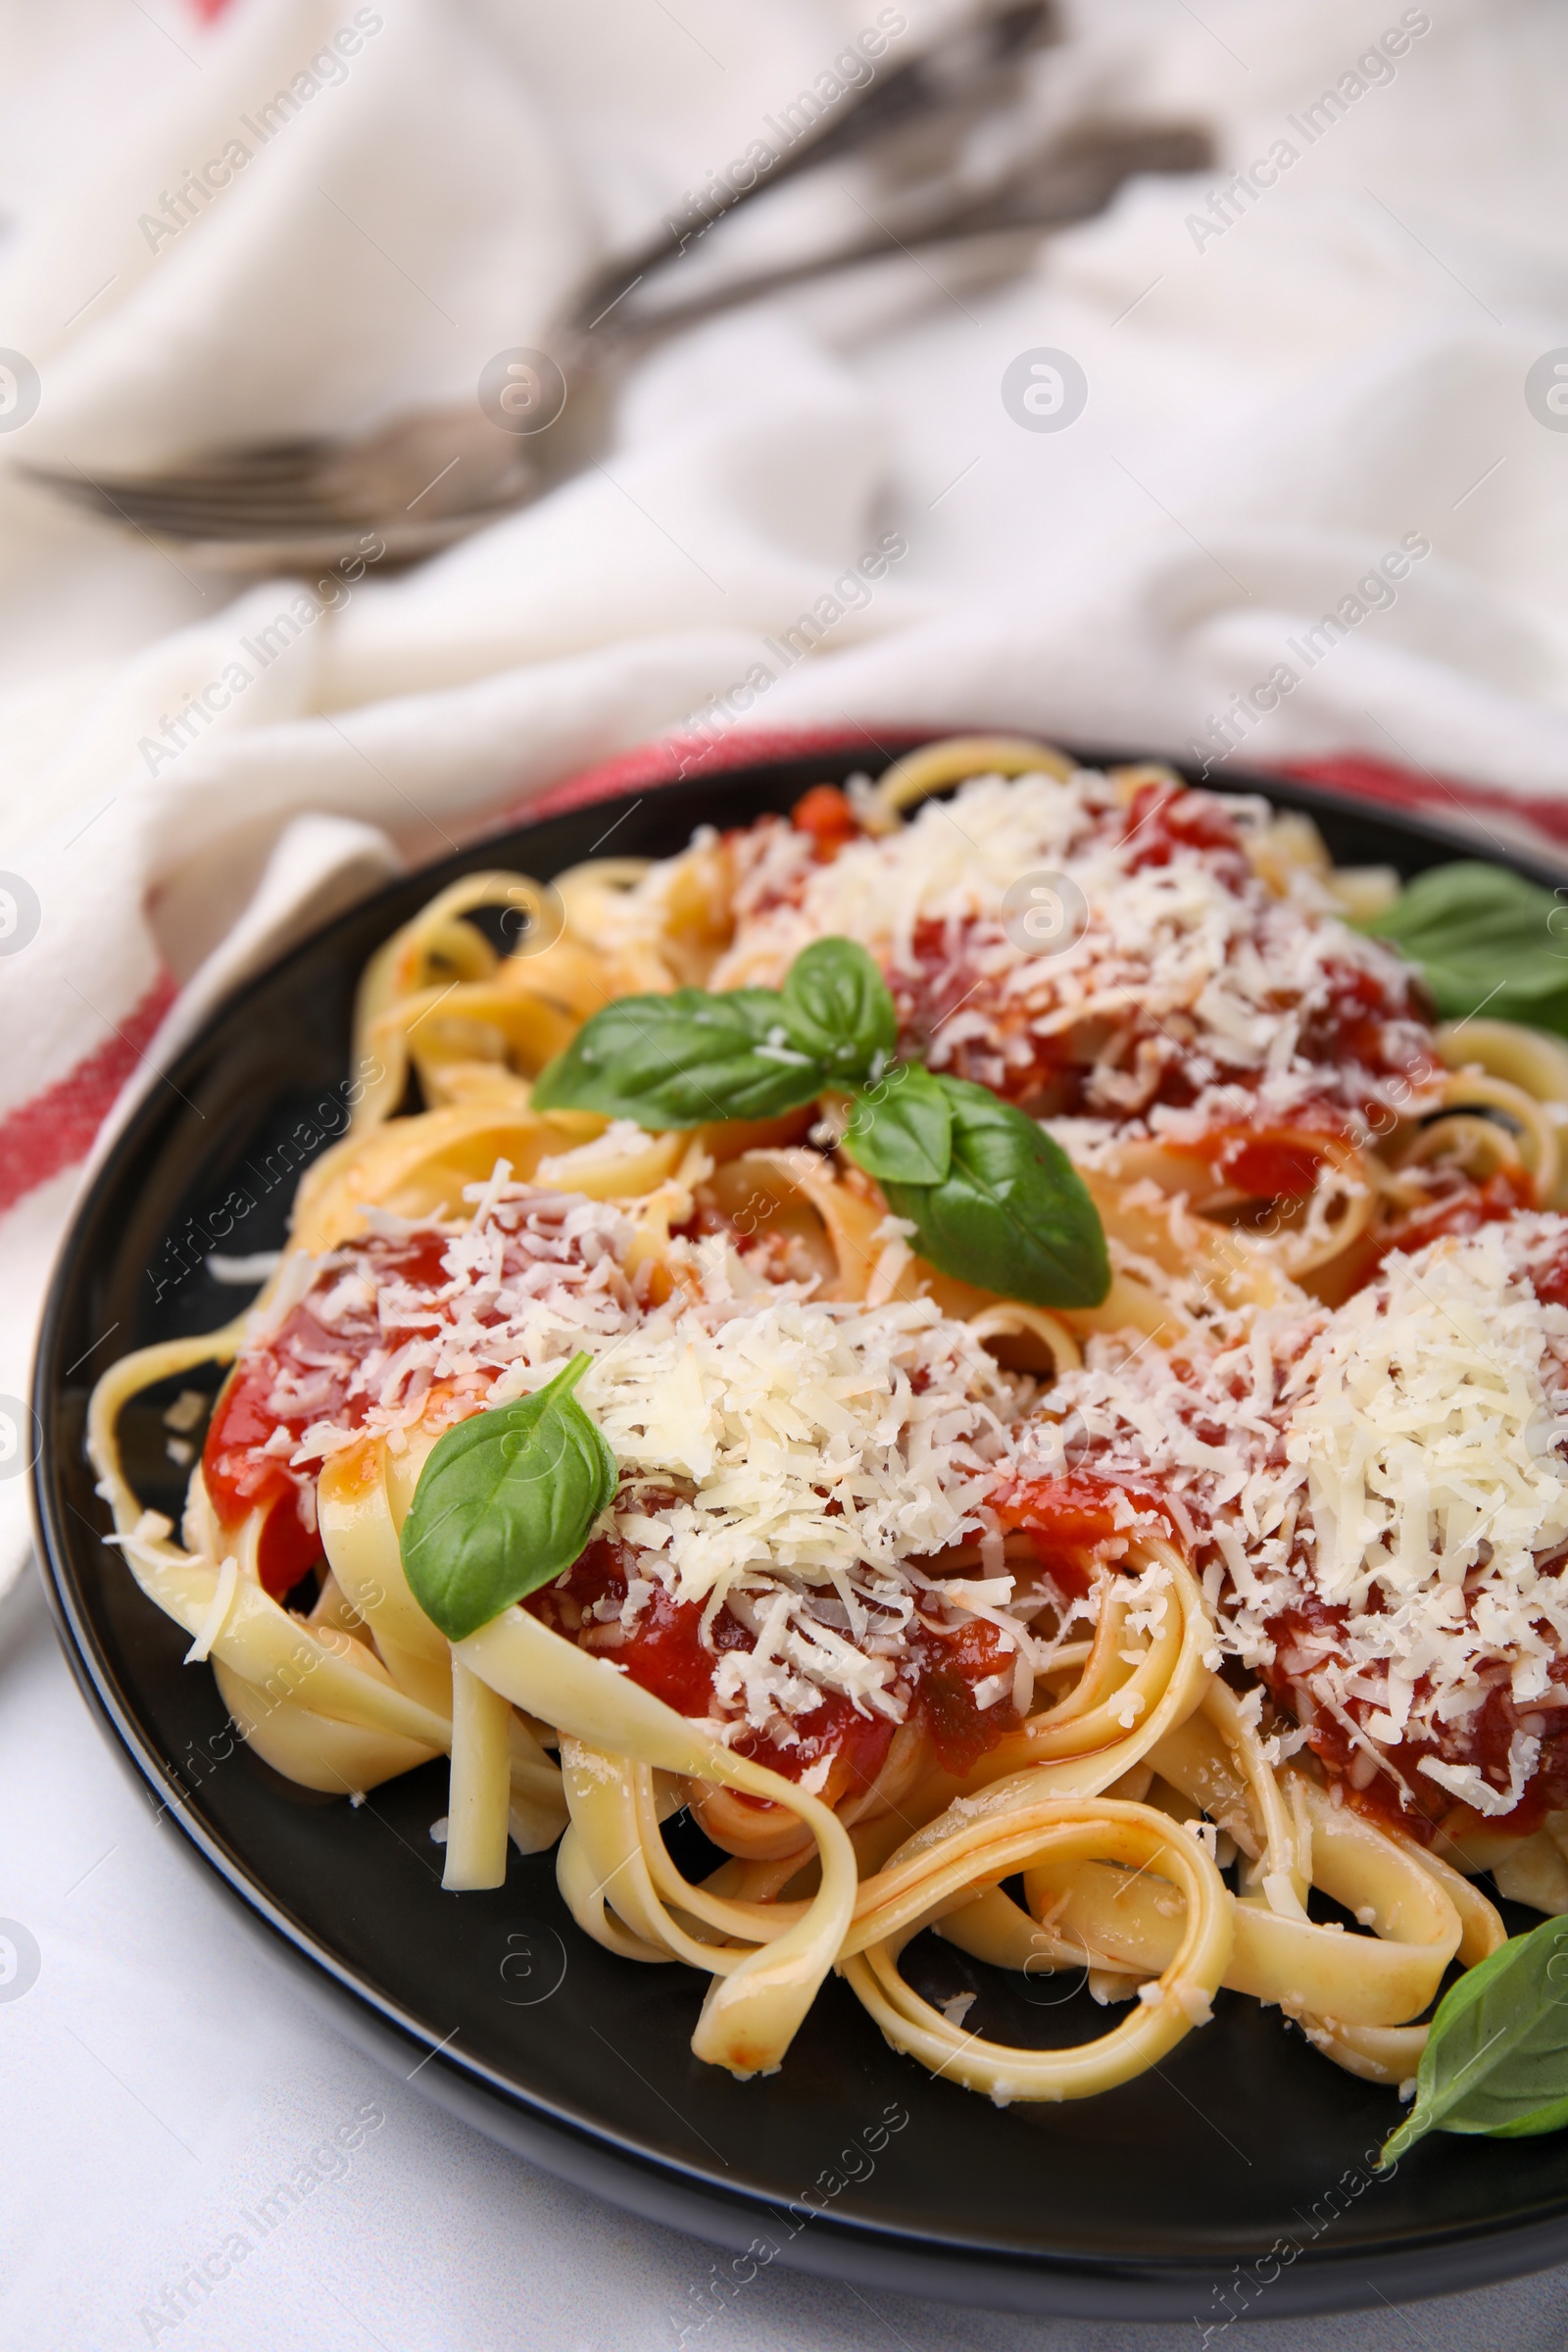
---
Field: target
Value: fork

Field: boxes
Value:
[20,11,1209,572]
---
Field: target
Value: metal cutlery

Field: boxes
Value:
[21,4,1209,572]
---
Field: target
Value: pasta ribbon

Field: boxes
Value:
[459,1609,858,2078]
[843,1791,1233,2101]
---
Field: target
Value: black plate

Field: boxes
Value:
[32,738,1568,2321]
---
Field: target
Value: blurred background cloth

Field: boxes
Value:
[3,4,1568,2345]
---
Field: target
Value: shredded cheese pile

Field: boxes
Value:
[574,1286,1013,1594]
[1030,1215,1568,1809]
[569,1276,1022,1730]
[676,768,1437,1141]
[1287,1220,1568,1810]
[249,1181,1029,1737]
[260,1191,644,1462]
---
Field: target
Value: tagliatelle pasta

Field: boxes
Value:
[99,737,1568,2110]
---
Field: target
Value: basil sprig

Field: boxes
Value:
[880,1077,1108,1306]
[532,936,1108,1309]
[1382,1914,1568,2166]
[843,1060,953,1185]
[529,987,824,1126]
[780,936,898,1084]
[401,1353,615,1641]
[1358,861,1568,1036]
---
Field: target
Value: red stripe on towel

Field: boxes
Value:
[0,971,177,1219]
[1283,754,1568,853]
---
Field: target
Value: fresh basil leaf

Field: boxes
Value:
[530,988,827,1126]
[882,1076,1109,1308]
[842,1061,953,1186]
[1382,1914,1568,2166]
[780,936,898,1084]
[1358,862,1568,1036]
[400,1353,617,1642]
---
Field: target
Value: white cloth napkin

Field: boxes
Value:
[4,6,1568,2341]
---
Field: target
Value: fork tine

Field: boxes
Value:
[82,501,391,537]
[22,466,389,533]
[24,445,533,538]
[77,493,376,528]
[21,461,529,564]
[24,451,326,493]
[27,466,313,506]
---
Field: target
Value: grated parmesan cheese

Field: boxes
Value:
[1285,1221,1568,1738]
[1030,1214,1568,1813]
[229,1174,1035,1740]
[678,768,1439,1144]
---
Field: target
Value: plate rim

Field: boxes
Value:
[30,732,1568,2319]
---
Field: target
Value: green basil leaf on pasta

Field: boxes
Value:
[779,936,899,1084]
[842,1062,953,1186]
[1382,1915,1568,2166]
[400,1353,617,1642]
[1358,862,1568,1036]
[530,988,827,1125]
[882,1076,1109,1308]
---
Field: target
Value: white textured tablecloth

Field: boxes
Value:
[4,0,1568,2343]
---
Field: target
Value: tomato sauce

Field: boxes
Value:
[533,1534,1026,1788]
[914,1616,1022,1777]
[1532,1238,1568,1311]
[202,1230,473,1598]
[993,1451,1568,1840]
[527,1521,1024,1796]
[890,942,1428,1154]
[722,773,1445,1226]
[767,773,1440,1171]
[992,1470,1178,1598]
[892,926,1432,1127]
[1298,954,1431,1085]
[789,783,861,858]
[1261,1595,1568,1840]
[1326,1166,1535,1301]
[1120,777,1251,876]
[1192,1126,1338,1201]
